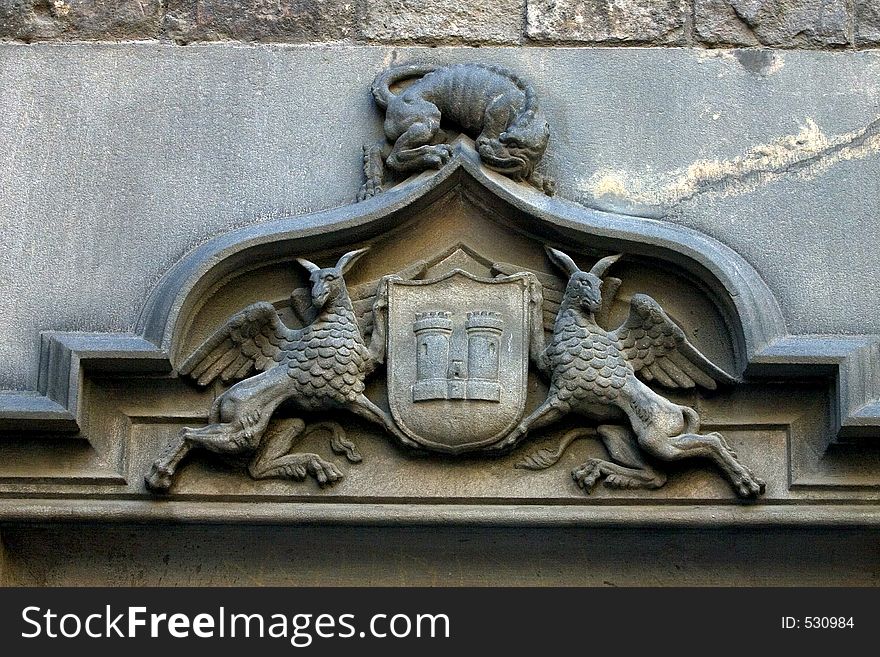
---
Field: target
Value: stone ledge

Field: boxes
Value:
[2,499,880,527]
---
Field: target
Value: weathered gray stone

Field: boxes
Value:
[361,0,523,45]
[164,0,360,44]
[0,0,162,41]
[4,525,880,586]
[360,62,553,200]
[855,0,880,46]
[526,0,686,44]
[2,44,880,395]
[695,0,851,48]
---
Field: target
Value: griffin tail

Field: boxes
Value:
[305,421,363,464]
[514,428,596,470]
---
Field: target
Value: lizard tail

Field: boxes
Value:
[371,63,438,109]
[479,64,542,133]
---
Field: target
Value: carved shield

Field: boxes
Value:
[386,270,531,453]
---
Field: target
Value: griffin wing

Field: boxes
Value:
[611,294,737,390]
[179,302,300,386]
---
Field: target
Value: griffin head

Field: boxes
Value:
[296,247,369,308]
[545,246,621,315]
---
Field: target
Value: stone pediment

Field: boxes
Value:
[1,137,880,526]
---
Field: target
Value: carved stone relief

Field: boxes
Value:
[502,248,764,498]
[384,271,531,453]
[141,61,763,497]
[2,60,880,525]
[144,233,764,497]
[359,62,555,200]
[144,248,404,492]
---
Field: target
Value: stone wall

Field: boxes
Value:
[1,1,877,48]
[1,2,878,587]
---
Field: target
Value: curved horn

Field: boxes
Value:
[590,254,622,278]
[544,246,580,276]
[295,258,321,274]
[335,247,370,274]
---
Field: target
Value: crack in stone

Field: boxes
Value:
[582,115,880,215]
[669,114,880,206]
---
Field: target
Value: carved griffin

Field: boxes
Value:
[498,247,766,498]
[145,248,423,492]
[359,63,555,200]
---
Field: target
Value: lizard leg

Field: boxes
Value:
[385,103,451,174]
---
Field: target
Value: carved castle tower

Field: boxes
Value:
[412,311,453,401]
[412,310,503,402]
[465,310,503,401]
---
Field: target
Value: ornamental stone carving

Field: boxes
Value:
[359,62,555,200]
[8,60,880,525]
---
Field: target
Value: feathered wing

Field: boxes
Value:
[492,262,565,331]
[611,294,737,390]
[179,302,300,386]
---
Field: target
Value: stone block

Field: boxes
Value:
[855,0,880,46]
[526,0,686,44]
[0,0,162,41]
[361,0,524,45]
[695,0,850,48]
[164,0,360,44]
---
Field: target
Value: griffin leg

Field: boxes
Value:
[646,431,765,498]
[572,424,668,493]
[248,417,305,474]
[574,425,666,491]
[145,368,290,492]
[490,398,567,452]
[598,424,667,481]
[346,394,421,450]
[248,418,344,487]
[145,409,269,492]
[572,458,668,493]
[367,275,396,365]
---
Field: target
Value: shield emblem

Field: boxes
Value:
[386,270,531,453]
